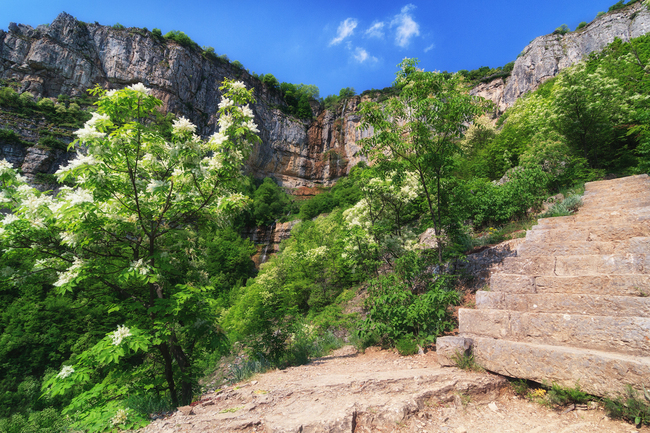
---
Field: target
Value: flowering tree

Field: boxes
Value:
[358,58,489,261]
[342,168,421,268]
[0,79,260,416]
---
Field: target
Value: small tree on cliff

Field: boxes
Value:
[0,80,260,419]
[358,58,489,261]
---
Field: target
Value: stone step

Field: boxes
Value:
[534,211,650,228]
[526,222,650,242]
[579,202,650,213]
[476,291,650,317]
[578,206,650,217]
[469,336,650,397]
[516,237,650,257]
[584,183,650,194]
[584,173,649,188]
[584,182,650,195]
[500,254,650,276]
[489,273,650,296]
[459,308,650,356]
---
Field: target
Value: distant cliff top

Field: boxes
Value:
[507,2,650,105]
[471,2,650,114]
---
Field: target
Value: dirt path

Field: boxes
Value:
[142,346,647,433]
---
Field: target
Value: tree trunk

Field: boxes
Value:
[158,343,178,407]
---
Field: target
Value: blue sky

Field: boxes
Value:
[2,0,621,98]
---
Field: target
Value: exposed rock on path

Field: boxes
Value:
[141,346,643,432]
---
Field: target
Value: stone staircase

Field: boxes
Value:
[455,174,650,397]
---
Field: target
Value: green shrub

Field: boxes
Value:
[395,337,419,355]
[0,128,24,144]
[231,60,244,70]
[247,177,297,226]
[609,0,626,12]
[18,92,35,106]
[553,24,570,35]
[338,87,356,98]
[545,382,592,406]
[261,74,280,90]
[202,46,217,60]
[597,11,606,17]
[450,351,483,371]
[36,98,55,111]
[576,21,588,30]
[38,135,69,151]
[112,23,126,30]
[227,355,272,383]
[163,30,199,50]
[0,86,19,106]
[357,274,459,348]
[604,385,650,426]
[540,194,583,218]
[511,379,531,396]
[0,408,69,433]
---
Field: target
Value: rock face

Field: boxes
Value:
[501,2,650,107]
[469,77,506,115]
[0,111,75,186]
[243,220,301,266]
[0,13,366,188]
[457,174,650,397]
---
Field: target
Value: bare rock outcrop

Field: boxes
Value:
[243,220,301,266]
[502,2,650,107]
[469,77,506,115]
[0,13,365,188]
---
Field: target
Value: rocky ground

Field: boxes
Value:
[140,346,647,433]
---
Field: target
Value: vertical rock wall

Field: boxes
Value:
[0,13,367,188]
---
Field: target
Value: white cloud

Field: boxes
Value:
[330,18,358,46]
[424,43,435,53]
[391,4,420,48]
[365,21,385,39]
[353,47,378,63]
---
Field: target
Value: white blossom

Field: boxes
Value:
[172,116,196,135]
[304,246,328,263]
[55,154,98,177]
[128,82,151,95]
[0,159,14,176]
[240,104,254,119]
[60,231,78,247]
[172,167,185,179]
[53,258,84,287]
[105,89,118,97]
[128,258,149,275]
[110,324,133,346]
[245,119,259,134]
[74,124,105,142]
[34,258,50,269]
[66,189,94,206]
[111,408,129,426]
[86,112,110,128]
[229,81,246,90]
[23,194,50,213]
[218,113,233,130]
[16,184,33,195]
[57,365,75,379]
[146,180,167,193]
[204,155,223,171]
[218,97,234,110]
[2,214,19,225]
[208,132,227,149]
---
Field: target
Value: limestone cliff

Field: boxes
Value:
[477,2,650,110]
[0,13,365,188]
